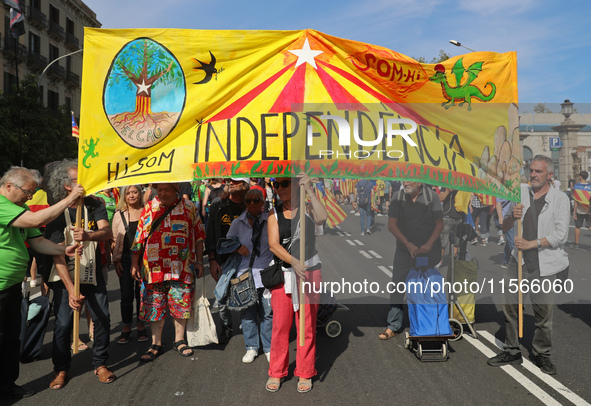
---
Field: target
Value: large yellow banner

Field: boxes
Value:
[79,28,520,200]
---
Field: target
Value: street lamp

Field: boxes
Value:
[449,40,476,53]
[37,48,83,88]
[560,99,574,122]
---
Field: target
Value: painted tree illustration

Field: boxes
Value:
[108,39,183,130]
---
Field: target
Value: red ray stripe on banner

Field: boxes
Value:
[208,62,295,122]
[270,64,306,112]
[315,65,362,109]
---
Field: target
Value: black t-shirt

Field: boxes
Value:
[275,205,317,267]
[179,182,193,200]
[388,188,443,265]
[440,188,463,219]
[523,193,546,271]
[205,198,245,264]
[44,196,109,270]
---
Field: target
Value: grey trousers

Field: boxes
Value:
[502,264,556,357]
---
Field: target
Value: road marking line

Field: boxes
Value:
[335,225,341,230]
[344,232,351,237]
[346,240,356,246]
[368,250,382,258]
[378,266,393,278]
[479,331,591,406]
[463,333,561,406]
[389,266,393,270]
[359,250,373,259]
[353,239,364,246]
[336,231,344,237]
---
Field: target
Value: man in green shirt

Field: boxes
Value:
[0,166,83,400]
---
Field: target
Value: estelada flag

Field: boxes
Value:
[79,29,520,202]
[28,189,49,212]
[315,182,346,228]
[475,192,496,207]
[5,0,25,38]
[572,183,591,211]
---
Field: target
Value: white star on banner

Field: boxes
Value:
[289,38,323,70]
[137,79,150,96]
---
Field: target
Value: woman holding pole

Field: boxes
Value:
[265,173,327,393]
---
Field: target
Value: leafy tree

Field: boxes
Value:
[533,102,552,113]
[0,74,77,175]
[413,49,452,64]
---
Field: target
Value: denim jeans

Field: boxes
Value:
[241,288,272,352]
[0,283,22,394]
[119,254,141,326]
[359,204,373,232]
[52,269,111,372]
[502,228,515,265]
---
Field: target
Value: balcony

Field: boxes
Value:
[65,33,79,51]
[48,20,65,42]
[27,6,47,30]
[27,51,48,71]
[2,34,28,62]
[65,70,80,87]
[47,63,66,81]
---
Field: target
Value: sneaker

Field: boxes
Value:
[534,355,557,375]
[361,231,366,236]
[354,212,360,216]
[487,351,523,367]
[242,349,258,364]
[481,238,487,246]
[498,236,506,245]
[469,238,479,245]
[574,244,579,250]
[350,210,356,214]
[1,384,35,400]
[501,263,508,269]
[265,352,270,362]
[366,229,372,235]
[30,278,38,288]
[377,213,383,217]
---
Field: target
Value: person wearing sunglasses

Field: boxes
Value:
[225,188,274,364]
[265,173,327,394]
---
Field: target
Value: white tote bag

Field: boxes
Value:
[186,277,219,346]
[48,206,98,286]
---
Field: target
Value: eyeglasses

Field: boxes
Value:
[273,180,291,189]
[245,198,262,204]
[15,184,35,197]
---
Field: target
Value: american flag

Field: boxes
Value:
[71,111,79,138]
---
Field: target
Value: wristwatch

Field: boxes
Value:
[536,239,542,249]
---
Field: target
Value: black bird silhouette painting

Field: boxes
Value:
[193,51,218,84]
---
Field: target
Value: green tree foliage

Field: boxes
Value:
[413,49,452,63]
[533,102,552,113]
[0,74,77,175]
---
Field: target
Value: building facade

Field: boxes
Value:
[520,102,591,189]
[1,0,100,113]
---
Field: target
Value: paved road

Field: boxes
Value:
[10,205,591,406]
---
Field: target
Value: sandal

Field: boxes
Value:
[297,378,313,393]
[49,371,67,390]
[173,340,194,357]
[71,341,89,351]
[94,366,116,384]
[378,328,398,340]
[265,377,283,393]
[117,331,131,344]
[140,344,163,362]
[137,328,149,343]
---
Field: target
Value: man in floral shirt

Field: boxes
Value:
[131,183,205,361]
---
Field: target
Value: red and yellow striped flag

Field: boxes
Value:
[315,182,347,228]
[475,193,496,207]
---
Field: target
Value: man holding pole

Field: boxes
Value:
[45,160,114,388]
[487,155,569,375]
[0,166,83,400]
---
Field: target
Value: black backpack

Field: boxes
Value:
[207,184,225,206]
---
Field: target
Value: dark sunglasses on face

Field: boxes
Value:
[273,180,291,189]
[245,198,262,204]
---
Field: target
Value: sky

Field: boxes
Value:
[83,0,591,107]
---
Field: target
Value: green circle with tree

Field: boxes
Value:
[104,38,186,149]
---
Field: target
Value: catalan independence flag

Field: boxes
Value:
[315,182,346,228]
[5,0,25,38]
[572,183,591,211]
[71,111,79,138]
[475,193,496,207]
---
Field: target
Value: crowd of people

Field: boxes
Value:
[0,153,578,399]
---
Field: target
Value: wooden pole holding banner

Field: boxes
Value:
[72,197,83,354]
[299,184,306,347]
[517,215,523,338]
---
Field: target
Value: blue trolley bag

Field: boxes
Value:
[20,293,51,363]
[406,258,453,337]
